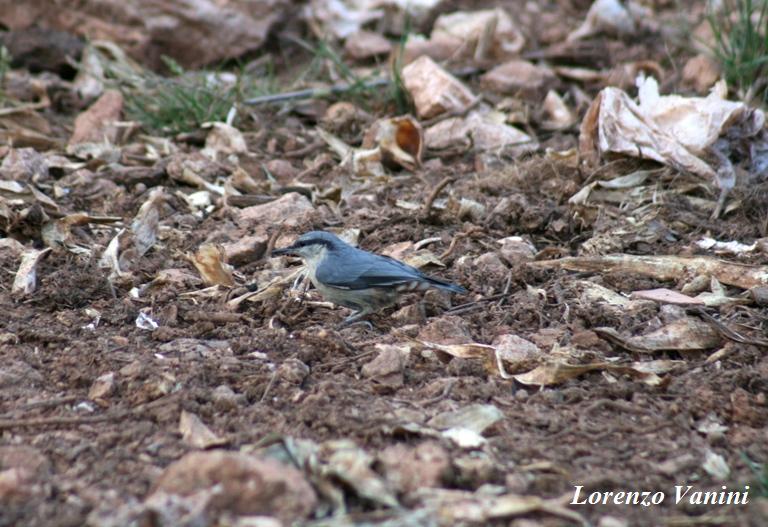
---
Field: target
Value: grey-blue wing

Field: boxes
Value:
[315,251,422,290]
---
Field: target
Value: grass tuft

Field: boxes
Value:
[121,56,273,135]
[707,0,768,103]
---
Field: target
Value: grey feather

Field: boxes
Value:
[316,241,467,294]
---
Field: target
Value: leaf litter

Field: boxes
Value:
[1,1,768,526]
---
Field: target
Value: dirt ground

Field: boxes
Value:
[2,1,768,526]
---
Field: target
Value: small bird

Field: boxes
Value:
[272,231,466,327]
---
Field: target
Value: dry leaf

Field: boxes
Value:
[630,288,705,305]
[535,254,768,290]
[189,244,235,286]
[132,188,167,257]
[595,317,721,352]
[12,248,51,297]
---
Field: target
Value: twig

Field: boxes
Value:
[0,395,79,419]
[316,350,377,372]
[243,67,482,107]
[283,141,323,159]
[185,311,243,324]
[0,100,50,116]
[0,393,180,431]
[266,226,283,258]
[422,176,455,215]
[244,79,390,106]
[438,226,483,260]
[260,370,279,403]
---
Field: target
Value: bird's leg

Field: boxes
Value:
[338,309,374,331]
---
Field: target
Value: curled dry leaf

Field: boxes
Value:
[362,115,423,171]
[316,128,385,178]
[541,90,576,130]
[68,89,124,146]
[189,244,235,287]
[630,288,705,306]
[513,359,682,386]
[132,187,167,257]
[324,443,399,508]
[41,213,121,252]
[419,340,511,378]
[579,76,765,196]
[426,403,503,435]
[595,317,721,353]
[99,228,133,285]
[409,8,525,63]
[567,0,645,41]
[12,248,51,297]
[425,107,538,155]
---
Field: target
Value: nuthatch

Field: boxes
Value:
[272,231,467,326]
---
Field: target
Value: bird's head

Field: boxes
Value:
[271,231,345,263]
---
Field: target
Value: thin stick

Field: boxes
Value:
[423,176,455,215]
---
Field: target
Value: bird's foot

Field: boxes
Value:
[338,311,374,331]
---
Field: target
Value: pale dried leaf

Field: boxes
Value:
[179,410,228,449]
[189,244,235,286]
[12,248,51,297]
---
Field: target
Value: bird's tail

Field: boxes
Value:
[424,276,467,294]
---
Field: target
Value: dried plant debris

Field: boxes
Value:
[3,2,768,527]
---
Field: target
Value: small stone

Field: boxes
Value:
[378,441,450,494]
[0,446,50,504]
[223,233,269,266]
[277,358,310,385]
[391,304,426,325]
[402,56,477,120]
[571,330,601,348]
[88,372,116,401]
[264,159,297,181]
[472,252,508,283]
[497,236,536,266]
[238,193,315,233]
[492,334,541,373]
[750,286,768,307]
[344,30,392,60]
[212,385,243,411]
[480,60,557,101]
[361,346,406,388]
[151,450,316,523]
[417,315,473,344]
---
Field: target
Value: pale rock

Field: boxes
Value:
[237,193,315,232]
[276,358,309,385]
[88,371,116,400]
[222,233,269,265]
[480,60,557,100]
[497,236,536,266]
[151,450,316,523]
[361,346,406,388]
[402,56,477,120]
[378,442,450,494]
[344,30,391,59]
[264,159,297,181]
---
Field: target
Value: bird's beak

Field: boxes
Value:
[271,245,299,257]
